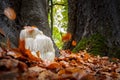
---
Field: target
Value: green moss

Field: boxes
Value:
[108,48,120,59]
[72,33,107,56]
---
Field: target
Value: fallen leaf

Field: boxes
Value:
[0,58,19,70]
[0,47,6,58]
[38,70,58,80]
[24,49,41,62]
[62,33,72,42]
[58,69,66,75]
[6,37,11,50]
[28,66,45,73]
[0,28,5,36]
[7,51,22,58]
[18,61,28,72]
[0,69,19,80]
[18,34,42,62]
[83,53,91,60]
[81,74,96,80]
[19,40,25,52]
[31,26,37,28]
[46,62,61,69]
[115,68,120,73]
[60,61,70,68]
[72,40,77,46]
[4,7,16,20]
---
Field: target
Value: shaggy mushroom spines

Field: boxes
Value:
[19,26,55,62]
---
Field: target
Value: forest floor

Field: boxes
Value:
[0,46,120,80]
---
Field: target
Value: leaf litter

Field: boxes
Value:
[0,46,120,80]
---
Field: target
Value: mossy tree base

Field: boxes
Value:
[72,33,120,59]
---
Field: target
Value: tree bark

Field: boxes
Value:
[0,0,59,56]
[20,0,50,36]
[64,0,120,58]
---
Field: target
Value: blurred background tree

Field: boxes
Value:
[63,0,120,59]
[48,0,68,49]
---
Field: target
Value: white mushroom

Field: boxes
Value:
[19,26,55,62]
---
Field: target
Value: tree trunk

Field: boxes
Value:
[64,0,120,58]
[0,0,59,56]
[20,0,50,36]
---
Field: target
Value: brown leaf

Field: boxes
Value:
[7,50,22,58]
[81,74,96,80]
[0,28,5,36]
[62,33,72,42]
[38,70,58,80]
[0,69,19,80]
[72,40,77,46]
[0,47,6,58]
[18,39,41,62]
[19,40,25,52]
[6,37,11,50]
[60,61,70,68]
[83,53,91,60]
[21,70,39,80]
[115,68,120,73]
[58,67,89,79]
[24,49,41,62]
[4,7,16,20]
[18,61,28,72]
[0,58,19,70]
[28,66,45,73]
[46,62,61,69]
[58,69,66,75]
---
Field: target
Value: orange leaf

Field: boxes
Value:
[19,39,41,61]
[31,26,37,28]
[6,37,11,50]
[72,40,77,46]
[19,40,25,52]
[47,62,61,69]
[60,61,70,68]
[7,50,23,58]
[4,7,16,20]
[83,53,91,60]
[11,48,36,61]
[0,28,5,36]
[58,69,66,75]
[81,74,96,80]
[24,49,41,62]
[62,33,72,42]
[36,51,40,58]
[24,26,35,33]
